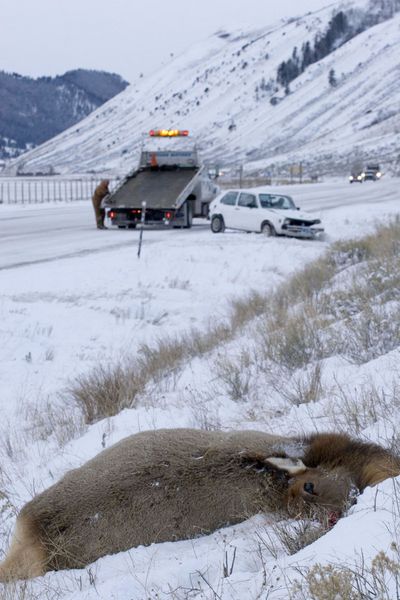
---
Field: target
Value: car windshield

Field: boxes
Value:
[258,194,295,210]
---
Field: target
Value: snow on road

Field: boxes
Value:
[0,178,399,598]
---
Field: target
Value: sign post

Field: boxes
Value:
[137,200,146,259]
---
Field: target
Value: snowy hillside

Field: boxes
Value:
[5,0,400,177]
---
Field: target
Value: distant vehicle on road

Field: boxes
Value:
[209,189,324,239]
[349,172,364,183]
[363,164,382,181]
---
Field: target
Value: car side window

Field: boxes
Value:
[268,195,295,209]
[238,193,257,208]
[220,192,238,206]
[259,194,272,208]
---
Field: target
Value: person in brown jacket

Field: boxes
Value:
[92,179,110,229]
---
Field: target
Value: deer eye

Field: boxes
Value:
[303,482,315,495]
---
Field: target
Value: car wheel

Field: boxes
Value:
[261,222,276,237]
[211,215,225,233]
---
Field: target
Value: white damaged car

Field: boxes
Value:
[209,189,324,239]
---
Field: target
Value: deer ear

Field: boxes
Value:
[240,453,307,478]
[265,457,307,476]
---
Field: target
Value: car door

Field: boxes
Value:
[216,191,239,228]
[231,192,258,231]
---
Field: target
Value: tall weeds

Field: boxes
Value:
[68,219,400,424]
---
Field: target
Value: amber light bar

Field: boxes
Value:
[149,129,189,137]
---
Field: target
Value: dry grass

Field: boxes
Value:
[214,349,252,402]
[256,518,328,560]
[23,400,85,448]
[337,305,400,365]
[69,323,232,424]
[326,378,400,437]
[256,307,331,372]
[68,218,400,425]
[229,290,268,331]
[273,362,325,407]
[291,548,400,600]
[68,362,145,424]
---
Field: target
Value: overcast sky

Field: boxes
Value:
[1,0,334,83]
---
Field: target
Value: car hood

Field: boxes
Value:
[269,208,320,223]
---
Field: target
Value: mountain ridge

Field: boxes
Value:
[4,0,400,177]
[0,69,128,160]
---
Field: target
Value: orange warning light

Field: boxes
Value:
[149,129,189,137]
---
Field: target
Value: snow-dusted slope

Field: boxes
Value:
[6,0,400,176]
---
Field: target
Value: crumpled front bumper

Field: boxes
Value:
[282,224,324,239]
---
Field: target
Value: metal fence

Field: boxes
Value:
[0,177,119,204]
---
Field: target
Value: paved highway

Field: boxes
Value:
[0,179,397,270]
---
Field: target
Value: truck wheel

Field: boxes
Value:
[184,203,193,228]
[211,215,225,233]
[201,203,209,218]
[261,222,276,237]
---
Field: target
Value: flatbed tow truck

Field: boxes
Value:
[103,129,218,228]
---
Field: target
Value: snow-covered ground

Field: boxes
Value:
[1,178,400,598]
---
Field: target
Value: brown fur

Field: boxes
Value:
[91,179,109,227]
[0,429,398,581]
[302,433,400,489]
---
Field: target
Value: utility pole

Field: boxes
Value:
[239,164,243,189]
[137,200,146,258]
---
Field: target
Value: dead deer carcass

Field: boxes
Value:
[0,428,398,581]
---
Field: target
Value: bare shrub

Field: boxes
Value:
[331,218,400,267]
[0,572,89,600]
[292,547,400,600]
[280,255,337,303]
[185,323,232,357]
[69,322,234,424]
[229,290,267,330]
[214,349,252,401]
[255,518,328,561]
[68,217,400,425]
[186,388,222,431]
[138,336,186,383]
[275,362,325,407]
[23,400,85,448]
[257,306,330,371]
[0,582,38,600]
[68,362,145,424]
[362,256,400,303]
[337,305,400,364]
[327,378,400,437]
[292,562,360,600]
[167,278,191,290]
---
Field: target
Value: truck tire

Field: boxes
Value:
[261,222,276,237]
[211,215,225,233]
[184,203,193,228]
[201,203,209,218]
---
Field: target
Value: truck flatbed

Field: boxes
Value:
[108,166,199,210]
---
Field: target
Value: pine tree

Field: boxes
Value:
[328,68,337,87]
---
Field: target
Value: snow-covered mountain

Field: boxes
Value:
[5,0,400,177]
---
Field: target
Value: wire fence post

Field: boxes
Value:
[137,200,147,258]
